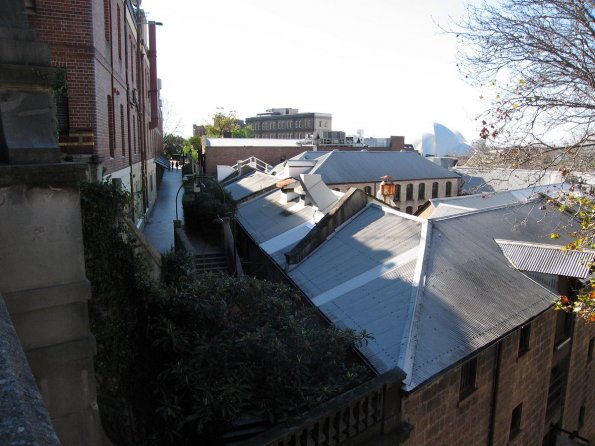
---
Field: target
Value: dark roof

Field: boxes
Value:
[309,151,460,184]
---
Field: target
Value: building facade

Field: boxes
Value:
[246,108,332,139]
[26,0,164,223]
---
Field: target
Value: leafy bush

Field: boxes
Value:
[81,182,371,445]
[150,269,371,443]
[182,181,235,240]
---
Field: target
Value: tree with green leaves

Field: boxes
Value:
[452,0,595,321]
[163,133,185,159]
[204,112,240,137]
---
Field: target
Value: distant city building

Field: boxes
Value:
[246,108,332,139]
[193,125,206,137]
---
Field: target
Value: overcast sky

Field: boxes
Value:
[142,0,485,143]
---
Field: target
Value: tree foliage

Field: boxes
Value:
[80,182,371,445]
[163,133,185,158]
[205,112,240,137]
[453,0,595,322]
[453,0,595,163]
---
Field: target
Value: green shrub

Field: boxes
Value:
[182,181,235,241]
[81,182,371,446]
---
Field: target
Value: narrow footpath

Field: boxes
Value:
[143,167,183,253]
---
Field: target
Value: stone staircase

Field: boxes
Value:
[193,252,227,274]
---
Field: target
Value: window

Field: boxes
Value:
[588,337,594,362]
[288,121,292,129]
[578,405,586,429]
[546,365,567,420]
[107,95,115,157]
[459,357,477,400]
[363,186,372,194]
[445,181,452,197]
[133,118,137,154]
[319,120,322,127]
[554,311,572,348]
[116,5,122,59]
[103,0,110,41]
[432,182,439,198]
[406,184,413,201]
[395,184,401,202]
[120,104,125,156]
[518,324,531,357]
[405,206,413,214]
[418,183,425,200]
[509,403,522,439]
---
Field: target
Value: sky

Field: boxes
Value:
[141,0,485,143]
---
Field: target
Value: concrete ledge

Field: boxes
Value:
[0,163,87,187]
[26,335,97,366]
[3,280,91,314]
[0,293,60,445]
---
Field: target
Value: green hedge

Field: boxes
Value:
[80,182,371,445]
[182,180,235,241]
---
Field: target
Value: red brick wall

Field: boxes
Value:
[28,0,159,179]
[401,309,595,445]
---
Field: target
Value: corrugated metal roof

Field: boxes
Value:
[289,151,330,161]
[308,151,460,184]
[288,205,425,373]
[455,167,564,194]
[236,190,319,246]
[224,171,279,201]
[496,240,594,279]
[205,138,312,149]
[236,185,583,392]
[426,184,569,219]
[408,201,577,389]
[205,138,312,148]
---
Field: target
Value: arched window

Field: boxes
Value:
[395,184,401,202]
[432,182,439,198]
[406,206,413,214]
[364,186,372,195]
[406,184,413,201]
[418,183,425,200]
[445,181,452,197]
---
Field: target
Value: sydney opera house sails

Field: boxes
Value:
[415,123,471,157]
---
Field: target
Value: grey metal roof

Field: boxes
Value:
[409,202,577,389]
[289,151,330,161]
[205,138,310,148]
[236,184,581,392]
[496,240,594,279]
[236,189,318,246]
[455,167,564,193]
[309,151,460,184]
[224,171,279,201]
[288,204,425,373]
[427,184,568,218]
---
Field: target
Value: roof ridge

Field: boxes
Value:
[495,239,595,252]
[398,220,432,387]
[430,197,543,221]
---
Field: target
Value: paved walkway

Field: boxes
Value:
[143,167,224,256]
[143,167,184,253]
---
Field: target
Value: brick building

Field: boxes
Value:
[246,108,332,139]
[233,180,595,445]
[26,0,164,222]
